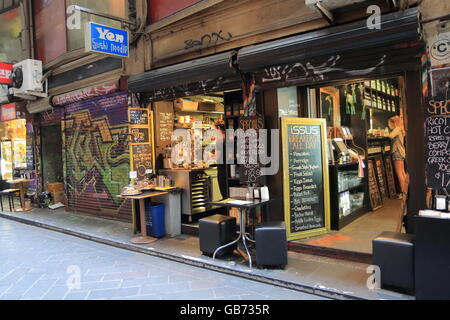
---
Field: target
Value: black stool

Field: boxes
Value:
[0,189,20,212]
[372,231,415,294]
[255,221,288,268]
[199,214,236,258]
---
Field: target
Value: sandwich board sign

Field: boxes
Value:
[85,22,129,58]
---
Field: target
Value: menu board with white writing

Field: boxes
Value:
[425,96,450,189]
[282,118,330,240]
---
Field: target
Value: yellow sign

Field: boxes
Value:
[281,118,330,240]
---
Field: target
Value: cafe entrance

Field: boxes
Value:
[286,76,410,256]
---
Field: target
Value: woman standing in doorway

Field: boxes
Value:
[388,116,408,198]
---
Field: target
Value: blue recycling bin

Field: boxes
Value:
[145,202,165,238]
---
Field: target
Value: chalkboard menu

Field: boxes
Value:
[129,108,149,125]
[132,144,153,180]
[130,127,150,144]
[383,155,397,198]
[238,115,265,185]
[154,101,174,156]
[281,118,330,240]
[425,96,450,189]
[368,159,383,210]
[26,124,34,170]
[374,157,388,199]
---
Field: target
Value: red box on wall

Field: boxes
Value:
[0,62,13,85]
[1,103,17,121]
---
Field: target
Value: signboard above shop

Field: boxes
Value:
[85,22,129,58]
[0,62,13,85]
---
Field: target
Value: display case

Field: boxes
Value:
[329,162,368,230]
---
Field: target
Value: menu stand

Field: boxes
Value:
[7,179,33,212]
[118,191,168,244]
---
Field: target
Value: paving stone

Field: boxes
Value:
[0,218,325,301]
[87,287,140,300]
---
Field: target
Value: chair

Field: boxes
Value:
[372,231,415,294]
[0,189,20,212]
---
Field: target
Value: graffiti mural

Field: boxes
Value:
[63,91,132,220]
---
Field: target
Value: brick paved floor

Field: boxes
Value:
[0,218,326,300]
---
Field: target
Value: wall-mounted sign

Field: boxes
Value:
[281,118,330,240]
[85,22,129,58]
[426,23,450,68]
[1,103,17,121]
[129,108,149,125]
[0,62,13,85]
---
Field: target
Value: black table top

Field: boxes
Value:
[209,198,273,209]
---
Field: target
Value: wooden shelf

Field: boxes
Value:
[176,110,223,115]
[338,183,366,194]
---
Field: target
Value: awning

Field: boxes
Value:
[128,51,240,100]
[26,98,52,114]
[237,7,423,86]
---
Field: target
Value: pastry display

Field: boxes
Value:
[121,184,142,196]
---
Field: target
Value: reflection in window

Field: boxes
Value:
[277,87,298,117]
[0,8,24,63]
[66,0,126,51]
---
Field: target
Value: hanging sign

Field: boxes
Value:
[0,62,13,85]
[85,22,129,58]
[1,103,17,121]
[281,118,330,240]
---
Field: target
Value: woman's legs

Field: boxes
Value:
[393,160,408,194]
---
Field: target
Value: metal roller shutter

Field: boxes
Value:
[63,91,132,221]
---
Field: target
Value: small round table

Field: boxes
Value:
[7,179,33,212]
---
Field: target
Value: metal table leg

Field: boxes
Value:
[213,207,253,268]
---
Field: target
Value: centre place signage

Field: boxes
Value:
[85,22,129,58]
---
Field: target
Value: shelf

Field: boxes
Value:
[338,183,366,194]
[330,162,360,168]
[176,110,224,115]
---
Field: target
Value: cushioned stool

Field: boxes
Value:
[372,231,415,294]
[199,214,236,258]
[255,221,287,268]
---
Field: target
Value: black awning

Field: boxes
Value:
[237,7,422,75]
[128,51,239,94]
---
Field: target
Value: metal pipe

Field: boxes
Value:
[422,13,450,25]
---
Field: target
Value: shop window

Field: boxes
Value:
[34,0,67,64]
[0,119,26,180]
[0,7,25,63]
[66,0,126,51]
[148,0,201,23]
[277,87,299,117]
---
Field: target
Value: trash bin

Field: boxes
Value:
[145,202,165,238]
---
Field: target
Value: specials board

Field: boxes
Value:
[153,101,174,155]
[238,115,265,185]
[131,144,153,180]
[374,156,388,199]
[368,159,383,210]
[129,108,149,125]
[281,118,330,240]
[26,124,34,170]
[128,108,154,180]
[383,155,397,198]
[425,96,450,189]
